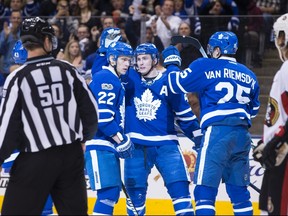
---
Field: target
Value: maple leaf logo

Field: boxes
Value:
[134,89,161,122]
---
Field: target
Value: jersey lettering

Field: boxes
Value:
[216,82,251,104]
[38,83,64,107]
[98,92,116,105]
[159,85,168,96]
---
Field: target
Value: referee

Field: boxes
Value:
[0,17,98,215]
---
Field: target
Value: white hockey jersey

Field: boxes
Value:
[263,61,288,144]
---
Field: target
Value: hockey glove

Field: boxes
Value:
[194,18,201,36]
[252,139,265,165]
[98,27,122,53]
[262,125,288,169]
[116,134,134,159]
[227,16,239,31]
[162,45,182,68]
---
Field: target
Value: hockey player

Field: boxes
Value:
[85,41,134,215]
[89,27,122,74]
[252,13,288,215]
[122,43,202,216]
[165,31,260,215]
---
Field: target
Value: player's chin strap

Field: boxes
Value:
[110,60,121,77]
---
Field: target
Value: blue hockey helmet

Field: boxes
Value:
[134,43,159,61]
[20,17,58,50]
[99,27,122,53]
[12,40,28,64]
[207,31,238,56]
[106,41,133,63]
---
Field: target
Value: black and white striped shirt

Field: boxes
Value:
[0,55,98,164]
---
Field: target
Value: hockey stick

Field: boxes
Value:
[171,35,208,58]
[171,36,262,194]
[121,181,139,216]
[249,182,260,193]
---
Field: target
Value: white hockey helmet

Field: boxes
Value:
[273,13,288,62]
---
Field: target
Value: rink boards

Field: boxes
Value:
[0,136,263,215]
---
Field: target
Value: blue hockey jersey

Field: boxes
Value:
[122,68,201,146]
[91,52,107,75]
[168,56,260,129]
[86,66,125,153]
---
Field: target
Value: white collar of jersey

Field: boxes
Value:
[103,65,118,77]
[219,56,236,62]
[141,71,162,82]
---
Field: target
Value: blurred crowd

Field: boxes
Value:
[0,0,287,83]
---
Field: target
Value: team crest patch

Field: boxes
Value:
[101,83,113,90]
[134,89,161,122]
[153,149,197,182]
[265,97,279,127]
[182,149,197,181]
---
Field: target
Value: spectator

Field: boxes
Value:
[256,0,280,48]
[76,23,98,59]
[0,0,39,31]
[101,16,116,29]
[174,0,190,24]
[124,4,164,51]
[51,23,67,58]
[38,0,58,17]
[175,21,202,69]
[198,0,240,46]
[148,0,182,48]
[279,0,288,14]
[242,0,264,68]
[101,0,129,26]
[71,0,101,31]
[58,39,85,75]
[48,0,78,45]
[174,0,202,37]
[0,10,22,77]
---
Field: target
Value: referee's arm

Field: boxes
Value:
[0,76,23,166]
[74,72,98,142]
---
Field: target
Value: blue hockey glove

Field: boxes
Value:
[227,16,239,31]
[194,18,201,36]
[98,27,122,53]
[116,134,134,158]
[162,45,181,68]
[12,40,28,64]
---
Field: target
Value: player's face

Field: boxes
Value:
[116,56,132,75]
[136,54,153,75]
[276,31,288,61]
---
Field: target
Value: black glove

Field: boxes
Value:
[252,139,265,166]
[262,125,288,169]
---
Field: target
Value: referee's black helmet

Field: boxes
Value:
[20,17,58,50]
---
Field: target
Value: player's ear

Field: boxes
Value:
[212,47,221,58]
[109,55,116,66]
